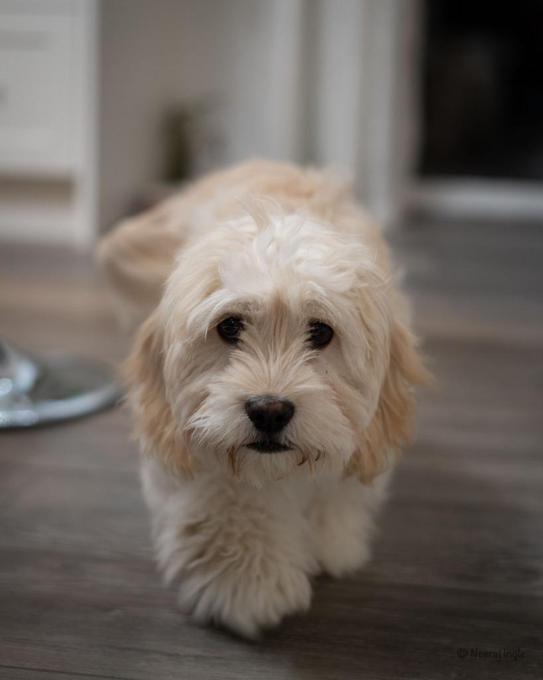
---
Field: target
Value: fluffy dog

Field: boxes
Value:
[99,160,427,638]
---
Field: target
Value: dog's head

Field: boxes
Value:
[119,206,427,486]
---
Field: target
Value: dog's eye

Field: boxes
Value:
[217,316,244,344]
[308,321,334,349]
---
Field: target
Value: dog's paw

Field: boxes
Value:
[314,520,372,578]
[308,476,389,578]
[177,556,312,638]
[309,494,374,578]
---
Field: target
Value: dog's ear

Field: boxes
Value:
[123,311,194,476]
[97,205,183,328]
[348,320,430,483]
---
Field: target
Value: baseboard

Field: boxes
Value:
[406,178,543,221]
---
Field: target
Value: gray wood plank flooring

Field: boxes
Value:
[1,218,542,679]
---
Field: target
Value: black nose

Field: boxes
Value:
[244,395,295,434]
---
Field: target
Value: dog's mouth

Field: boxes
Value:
[246,440,291,453]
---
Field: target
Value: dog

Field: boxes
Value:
[98,160,428,638]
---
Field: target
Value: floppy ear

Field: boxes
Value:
[123,311,194,476]
[347,320,430,483]
[97,205,184,328]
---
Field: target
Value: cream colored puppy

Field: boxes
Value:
[99,160,427,638]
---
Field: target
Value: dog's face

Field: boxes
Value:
[127,211,426,485]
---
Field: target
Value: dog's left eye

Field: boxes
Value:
[308,321,334,349]
[217,316,244,344]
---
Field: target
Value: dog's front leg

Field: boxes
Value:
[308,473,391,578]
[141,459,317,638]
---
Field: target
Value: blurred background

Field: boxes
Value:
[2,0,543,244]
[1,2,542,679]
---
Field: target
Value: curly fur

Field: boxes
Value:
[99,160,428,637]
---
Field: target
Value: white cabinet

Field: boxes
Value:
[0,10,77,175]
[0,0,95,245]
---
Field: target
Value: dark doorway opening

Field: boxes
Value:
[418,0,543,181]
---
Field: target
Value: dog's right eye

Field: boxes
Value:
[308,320,334,349]
[217,316,244,344]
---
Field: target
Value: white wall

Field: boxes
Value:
[310,0,366,171]
[219,0,306,163]
[216,0,419,224]
[97,0,313,228]
[98,0,229,230]
[307,0,421,224]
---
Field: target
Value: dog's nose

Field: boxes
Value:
[244,395,295,434]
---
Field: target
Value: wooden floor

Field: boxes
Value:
[1,217,542,679]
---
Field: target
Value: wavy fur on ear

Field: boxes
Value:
[123,312,194,476]
[97,206,184,328]
[347,321,430,483]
